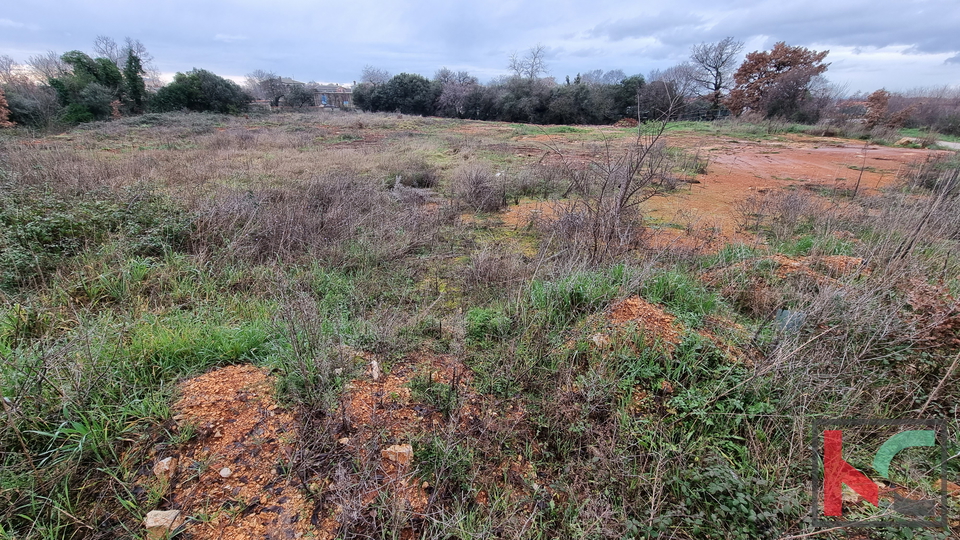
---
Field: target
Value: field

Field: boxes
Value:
[1,110,959,539]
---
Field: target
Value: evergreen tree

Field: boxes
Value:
[152,69,251,113]
[123,50,147,113]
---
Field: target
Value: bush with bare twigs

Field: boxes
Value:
[191,173,442,267]
[451,164,505,212]
[543,128,676,263]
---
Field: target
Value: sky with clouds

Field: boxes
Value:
[1,0,958,93]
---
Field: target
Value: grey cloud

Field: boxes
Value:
[568,47,605,58]
[713,1,960,55]
[0,18,28,28]
[588,12,708,42]
[585,1,959,59]
[0,0,957,93]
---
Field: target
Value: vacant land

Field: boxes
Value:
[1,111,958,539]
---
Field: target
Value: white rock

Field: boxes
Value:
[145,510,182,540]
[219,467,232,478]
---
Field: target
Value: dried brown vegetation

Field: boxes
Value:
[1,110,958,540]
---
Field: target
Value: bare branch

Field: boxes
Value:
[93,35,122,66]
[360,65,391,85]
[508,44,549,80]
[27,51,68,80]
[689,37,744,115]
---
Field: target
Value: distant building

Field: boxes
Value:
[312,84,352,108]
[276,77,305,90]
[265,77,353,109]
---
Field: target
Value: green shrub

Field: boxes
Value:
[465,307,511,343]
[414,436,475,499]
[151,69,251,114]
[659,456,798,539]
[529,266,625,327]
[641,269,718,327]
[0,184,191,290]
[60,103,96,123]
[386,156,440,188]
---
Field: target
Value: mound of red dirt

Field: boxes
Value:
[608,296,682,347]
[141,364,312,540]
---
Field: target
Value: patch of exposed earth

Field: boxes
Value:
[136,352,496,540]
[703,253,870,286]
[647,133,950,235]
[479,131,949,252]
[138,364,310,540]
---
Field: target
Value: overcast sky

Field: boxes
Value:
[2,0,959,93]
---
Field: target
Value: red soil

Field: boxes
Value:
[648,134,948,236]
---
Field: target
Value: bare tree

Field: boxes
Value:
[93,36,123,66]
[2,54,61,127]
[508,44,549,80]
[123,37,161,87]
[361,65,391,85]
[650,63,698,99]
[88,36,162,88]
[690,37,744,117]
[545,98,682,262]
[435,67,479,118]
[244,69,287,105]
[600,69,627,85]
[578,69,604,85]
[0,55,16,84]
[0,55,34,89]
[27,51,69,80]
[573,69,625,86]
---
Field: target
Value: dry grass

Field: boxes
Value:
[2,110,958,540]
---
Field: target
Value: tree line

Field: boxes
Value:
[1,37,959,135]
[0,36,252,128]
[352,39,839,125]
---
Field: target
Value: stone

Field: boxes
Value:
[590,333,610,348]
[371,360,381,381]
[219,467,232,478]
[153,457,178,481]
[381,444,413,467]
[145,510,183,540]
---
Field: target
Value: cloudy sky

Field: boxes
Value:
[2,0,959,93]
